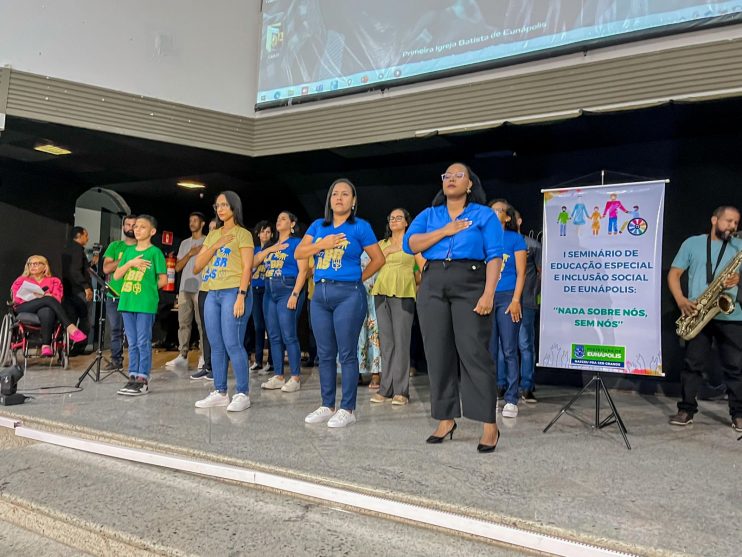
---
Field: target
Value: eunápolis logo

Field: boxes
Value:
[571,343,625,369]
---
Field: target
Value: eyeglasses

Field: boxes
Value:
[213,202,230,211]
[388,216,405,222]
[29,261,46,267]
[441,172,466,181]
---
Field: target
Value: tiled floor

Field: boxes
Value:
[2,351,740,557]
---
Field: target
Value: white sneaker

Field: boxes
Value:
[502,402,519,418]
[261,375,285,390]
[166,355,189,369]
[304,406,334,424]
[195,390,229,408]
[327,409,356,428]
[227,393,251,412]
[249,362,261,371]
[281,378,301,393]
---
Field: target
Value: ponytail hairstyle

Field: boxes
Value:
[488,198,518,232]
[384,208,412,240]
[322,178,358,226]
[282,211,300,237]
[432,163,486,207]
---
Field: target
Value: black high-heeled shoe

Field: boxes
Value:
[477,429,500,453]
[426,421,457,444]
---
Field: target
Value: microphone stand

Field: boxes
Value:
[76,268,127,387]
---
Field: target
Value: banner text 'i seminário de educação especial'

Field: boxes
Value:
[539,181,665,376]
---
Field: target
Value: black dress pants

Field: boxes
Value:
[678,320,742,418]
[16,297,73,345]
[62,291,90,337]
[417,260,497,423]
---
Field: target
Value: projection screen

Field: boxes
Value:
[256,0,742,108]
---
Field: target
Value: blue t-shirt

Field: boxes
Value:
[306,218,377,282]
[265,236,302,279]
[671,234,742,321]
[497,230,528,292]
[403,203,503,263]
[252,245,267,288]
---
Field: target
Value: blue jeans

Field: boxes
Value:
[608,216,618,233]
[307,299,317,363]
[310,281,367,411]
[518,307,536,392]
[122,312,155,380]
[266,277,305,377]
[559,223,567,236]
[251,286,270,365]
[205,288,251,394]
[497,307,537,392]
[106,299,124,366]
[490,291,522,405]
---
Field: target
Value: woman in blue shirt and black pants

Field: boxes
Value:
[296,179,385,428]
[404,163,504,453]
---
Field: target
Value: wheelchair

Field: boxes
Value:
[0,302,70,371]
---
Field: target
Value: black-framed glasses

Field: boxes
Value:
[441,172,465,181]
[388,216,405,222]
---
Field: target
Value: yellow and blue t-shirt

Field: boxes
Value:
[307,218,377,283]
[118,245,166,314]
[265,236,302,278]
[201,226,254,290]
[497,230,528,292]
[252,245,267,287]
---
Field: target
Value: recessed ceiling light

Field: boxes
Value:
[177,180,206,189]
[34,144,72,156]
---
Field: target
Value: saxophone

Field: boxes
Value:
[676,248,742,340]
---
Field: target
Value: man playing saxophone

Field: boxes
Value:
[667,206,742,432]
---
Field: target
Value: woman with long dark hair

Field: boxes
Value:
[193,191,254,412]
[370,208,425,405]
[488,199,527,419]
[256,211,308,393]
[295,179,385,428]
[404,163,503,452]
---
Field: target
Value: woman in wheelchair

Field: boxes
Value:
[11,255,87,356]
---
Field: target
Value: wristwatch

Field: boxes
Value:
[239,289,248,296]
[291,292,299,298]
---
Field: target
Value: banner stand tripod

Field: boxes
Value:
[76,268,127,388]
[543,371,631,450]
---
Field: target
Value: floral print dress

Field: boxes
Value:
[337,252,381,375]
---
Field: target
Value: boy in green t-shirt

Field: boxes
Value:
[112,215,167,396]
[101,214,137,372]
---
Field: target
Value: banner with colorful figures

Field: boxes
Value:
[539,180,666,376]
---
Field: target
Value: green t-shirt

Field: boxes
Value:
[118,245,166,314]
[103,240,135,298]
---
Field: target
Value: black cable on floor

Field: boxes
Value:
[20,385,84,395]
